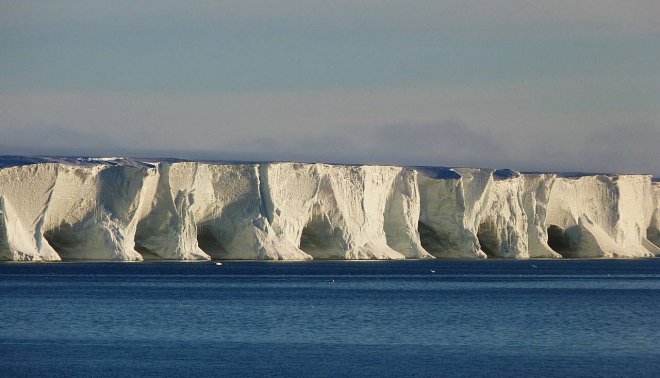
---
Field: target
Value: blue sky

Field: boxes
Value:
[1,1,658,174]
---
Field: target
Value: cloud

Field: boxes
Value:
[0,124,121,155]
[2,119,657,176]
[0,88,657,175]
[558,122,659,174]
[217,121,507,167]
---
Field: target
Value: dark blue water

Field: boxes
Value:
[1,260,659,377]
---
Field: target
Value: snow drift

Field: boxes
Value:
[0,157,657,260]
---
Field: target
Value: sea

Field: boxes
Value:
[0,259,659,377]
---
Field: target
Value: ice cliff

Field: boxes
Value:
[0,157,657,261]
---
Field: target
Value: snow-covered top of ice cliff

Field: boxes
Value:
[0,156,653,178]
[0,156,155,169]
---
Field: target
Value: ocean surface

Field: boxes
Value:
[1,259,659,377]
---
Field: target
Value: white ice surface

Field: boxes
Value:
[0,157,657,260]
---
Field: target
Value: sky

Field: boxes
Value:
[1,1,658,175]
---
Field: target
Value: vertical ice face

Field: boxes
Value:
[0,164,62,261]
[545,175,655,258]
[645,181,660,255]
[476,172,562,259]
[135,162,309,260]
[0,160,157,261]
[0,196,56,261]
[417,168,492,258]
[191,163,307,260]
[134,162,208,260]
[0,158,657,261]
[521,174,562,258]
[383,169,432,258]
[264,163,429,259]
[42,163,154,261]
[614,176,655,256]
[479,172,529,258]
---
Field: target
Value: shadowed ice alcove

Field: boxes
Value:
[477,220,499,258]
[417,221,451,257]
[196,223,230,259]
[299,212,344,259]
[547,225,571,257]
[43,225,80,260]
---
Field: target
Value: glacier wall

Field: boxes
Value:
[646,181,660,255]
[0,158,657,261]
